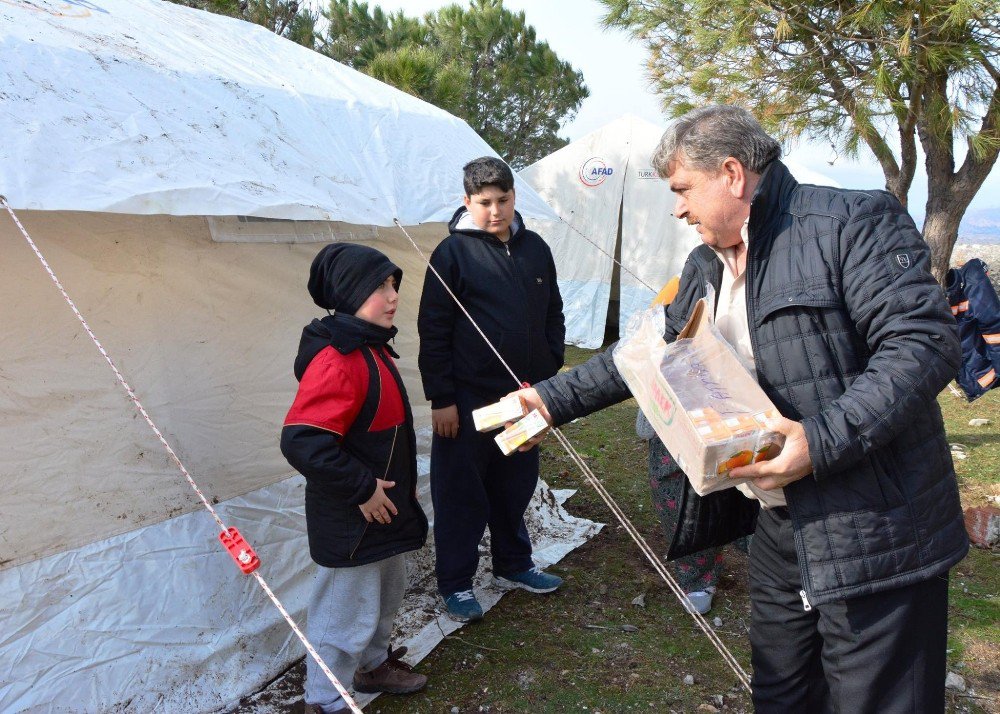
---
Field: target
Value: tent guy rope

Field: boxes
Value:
[559,215,656,293]
[0,196,364,714]
[393,219,753,693]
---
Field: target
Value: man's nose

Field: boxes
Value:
[673,196,687,220]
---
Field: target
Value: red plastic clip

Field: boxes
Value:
[219,527,261,574]
[521,381,531,389]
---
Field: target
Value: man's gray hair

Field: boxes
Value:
[652,105,781,177]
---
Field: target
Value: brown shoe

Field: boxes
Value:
[353,646,427,695]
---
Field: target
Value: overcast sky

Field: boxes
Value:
[330,0,999,222]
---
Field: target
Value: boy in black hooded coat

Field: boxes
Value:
[281,244,428,713]
[417,157,566,622]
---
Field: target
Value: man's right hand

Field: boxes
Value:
[503,387,553,451]
[432,405,460,438]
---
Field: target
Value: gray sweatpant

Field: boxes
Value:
[304,553,407,712]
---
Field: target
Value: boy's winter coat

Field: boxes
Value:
[418,208,565,406]
[946,258,1000,400]
[281,313,427,567]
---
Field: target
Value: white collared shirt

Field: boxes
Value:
[712,220,787,509]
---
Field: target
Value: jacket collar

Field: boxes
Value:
[293,312,398,381]
[748,160,798,253]
[448,206,525,246]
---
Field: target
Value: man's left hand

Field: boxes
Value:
[729,416,813,490]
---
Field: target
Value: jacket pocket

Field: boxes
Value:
[754,287,843,327]
[868,450,905,508]
[347,516,370,560]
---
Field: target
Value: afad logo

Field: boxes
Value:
[579,156,614,187]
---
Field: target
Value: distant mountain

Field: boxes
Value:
[958,206,1000,245]
[909,206,1000,245]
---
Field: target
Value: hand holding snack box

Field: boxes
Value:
[472,394,528,432]
[613,287,784,496]
[494,409,549,455]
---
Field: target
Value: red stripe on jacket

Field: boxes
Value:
[283,346,404,434]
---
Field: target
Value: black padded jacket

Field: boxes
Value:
[535,160,968,606]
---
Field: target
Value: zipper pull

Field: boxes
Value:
[799,589,812,612]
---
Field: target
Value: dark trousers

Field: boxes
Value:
[749,507,949,713]
[430,389,538,597]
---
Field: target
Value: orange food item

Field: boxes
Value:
[754,442,781,463]
[717,450,754,475]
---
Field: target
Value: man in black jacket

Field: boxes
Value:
[510,106,967,712]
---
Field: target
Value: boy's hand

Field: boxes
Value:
[503,387,553,451]
[359,479,398,524]
[432,405,460,438]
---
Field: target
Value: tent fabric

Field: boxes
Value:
[0,3,591,710]
[519,115,701,348]
[0,211,439,570]
[0,0,556,224]
[1,210,602,712]
[519,117,843,350]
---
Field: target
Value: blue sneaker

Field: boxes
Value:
[443,589,483,622]
[494,566,563,594]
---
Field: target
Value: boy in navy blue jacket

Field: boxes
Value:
[417,156,566,622]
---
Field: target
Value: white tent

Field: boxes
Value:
[520,115,701,348]
[519,116,843,349]
[0,2,599,712]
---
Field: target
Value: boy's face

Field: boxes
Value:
[354,275,398,329]
[464,185,515,240]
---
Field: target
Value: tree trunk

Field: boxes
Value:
[921,198,964,285]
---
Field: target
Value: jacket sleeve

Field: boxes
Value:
[801,193,962,478]
[964,259,1000,369]
[279,353,376,505]
[544,246,566,369]
[536,248,708,427]
[280,425,377,505]
[534,346,632,426]
[417,244,458,409]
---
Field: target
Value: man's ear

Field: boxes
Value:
[721,157,748,199]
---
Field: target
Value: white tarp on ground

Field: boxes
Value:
[0,0,555,224]
[520,115,701,349]
[519,116,843,349]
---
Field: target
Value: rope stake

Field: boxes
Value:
[395,218,752,692]
[1,198,363,714]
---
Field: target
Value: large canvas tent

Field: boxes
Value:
[0,1,600,711]
[520,115,701,348]
[520,115,841,349]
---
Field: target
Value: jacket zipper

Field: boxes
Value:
[743,213,816,612]
[349,423,399,560]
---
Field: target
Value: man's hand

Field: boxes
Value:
[432,405,460,438]
[359,478,398,524]
[502,387,553,451]
[729,416,813,490]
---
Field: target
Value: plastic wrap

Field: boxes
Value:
[613,287,782,495]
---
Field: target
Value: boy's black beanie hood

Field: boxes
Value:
[307,243,403,314]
